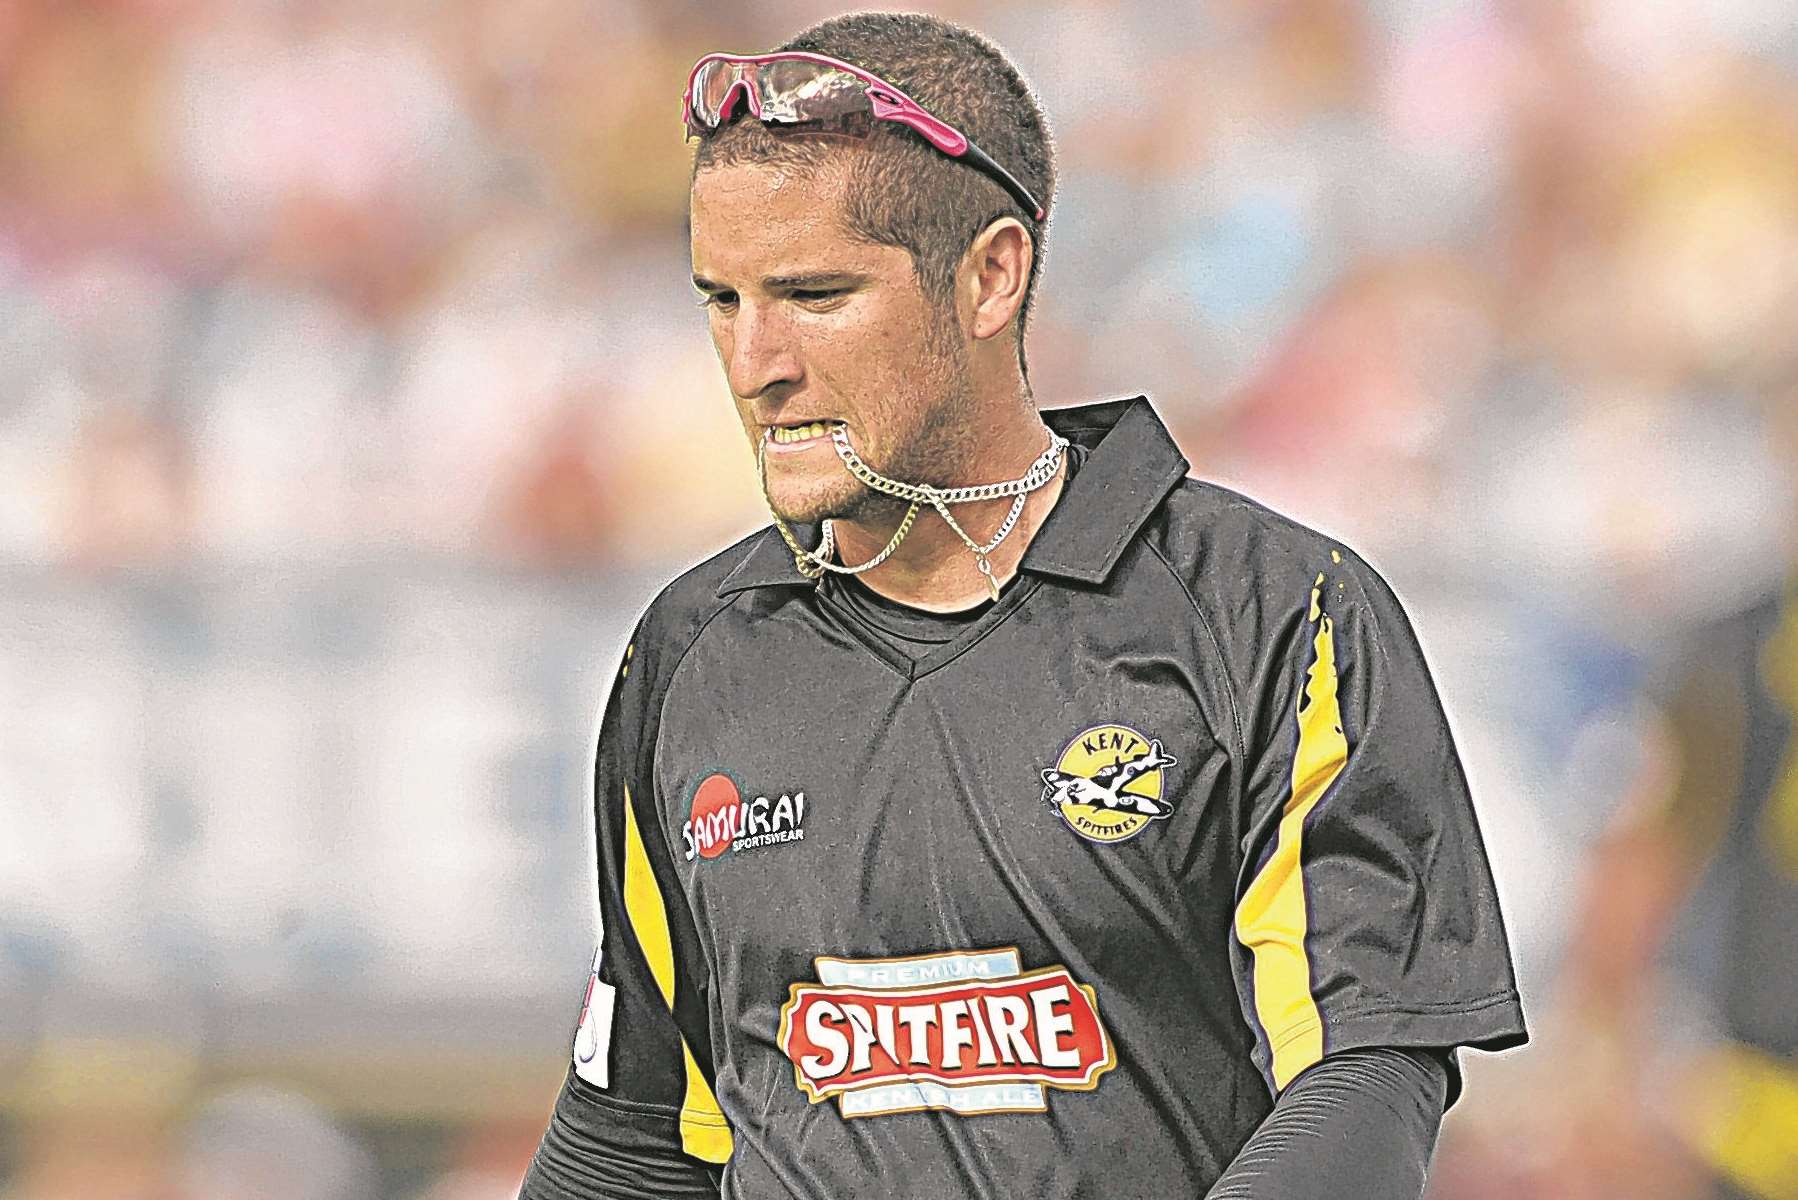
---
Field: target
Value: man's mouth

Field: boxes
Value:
[765,420,844,446]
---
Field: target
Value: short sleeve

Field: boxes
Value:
[1230,551,1528,1099]
[519,615,730,1199]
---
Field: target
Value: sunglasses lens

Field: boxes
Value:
[750,61,868,124]
[691,60,870,130]
[692,60,743,125]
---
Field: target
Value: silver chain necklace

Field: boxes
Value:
[759,425,1069,601]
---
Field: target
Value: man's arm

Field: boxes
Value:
[519,619,729,1199]
[1217,546,1525,1192]
[1230,550,1527,1095]
[523,1071,722,1199]
[1206,1047,1449,1200]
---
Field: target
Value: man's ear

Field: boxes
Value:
[961,217,1033,343]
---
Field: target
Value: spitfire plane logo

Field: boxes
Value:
[1041,724,1178,844]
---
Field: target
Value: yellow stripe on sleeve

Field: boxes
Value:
[621,785,734,1164]
[1235,573,1350,1089]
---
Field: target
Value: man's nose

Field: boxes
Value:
[725,301,803,401]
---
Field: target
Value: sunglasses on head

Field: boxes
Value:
[682,50,1046,222]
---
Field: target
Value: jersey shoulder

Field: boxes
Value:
[624,527,770,680]
[1145,475,1384,615]
[1139,478,1419,732]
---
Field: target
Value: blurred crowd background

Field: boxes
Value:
[3,0,1796,1196]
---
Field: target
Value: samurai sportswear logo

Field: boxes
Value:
[778,948,1116,1118]
[683,772,806,861]
[1041,724,1178,843]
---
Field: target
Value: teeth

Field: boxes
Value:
[769,421,838,445]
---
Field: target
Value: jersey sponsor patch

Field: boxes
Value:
[777,948,1116,1118]
[1040,724,1179,843]
[572,947,617,1088]
[682,772,807,861]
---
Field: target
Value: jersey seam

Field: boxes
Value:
[1330,552,1390,738]
[820,586,966,646]
[1266,1016,1324,1053]
[651,590,755,804]
[567,1073,688,1120]
[644,584,755,1052]
[1323,989,1523,1022]
[1260,989,1522,1052]
[906,575,1051,682]
[680,1110,731,1128]
[1142,538,1248,781]
[812,584,938,680]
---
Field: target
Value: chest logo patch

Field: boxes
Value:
[1041,724,1178,844]
[682,773,806,862]
[778,948,1115,1118]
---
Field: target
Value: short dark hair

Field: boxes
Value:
[690,11,1055,384]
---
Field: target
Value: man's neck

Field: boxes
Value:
[827,415,1067,614]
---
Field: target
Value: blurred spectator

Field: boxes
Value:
[61,406,190,570]
[1520,386,1798,1200]
[492,397,617,568]
[177,1085,376,1200]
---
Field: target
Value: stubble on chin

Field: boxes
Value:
[754,302,971,524]
[760,460,858,525]
[770,478,909,527]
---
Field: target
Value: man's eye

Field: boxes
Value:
[792,289,844,303]
[695,291,737,310]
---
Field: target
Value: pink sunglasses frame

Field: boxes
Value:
[682,50,1046,222]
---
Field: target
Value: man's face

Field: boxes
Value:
[690,159,971,524]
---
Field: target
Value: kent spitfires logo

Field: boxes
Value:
[1042,724,1178,844]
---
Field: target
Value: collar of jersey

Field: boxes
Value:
[716,395,1190,595]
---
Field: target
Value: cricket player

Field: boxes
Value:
[1551,389,1798,1200]
[519,12,1527,1198]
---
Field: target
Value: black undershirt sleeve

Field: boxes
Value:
[517,609,729,1200]
[1205,1047,1450,1200]
[519,1071,721,1199]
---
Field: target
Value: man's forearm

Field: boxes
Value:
[1205,1047,1449,1200]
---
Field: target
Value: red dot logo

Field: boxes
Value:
[689,773,742,860]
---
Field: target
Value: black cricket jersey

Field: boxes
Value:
[523,397,1527,1200]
